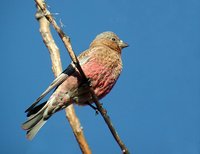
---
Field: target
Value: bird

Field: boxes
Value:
[22,31,128,140]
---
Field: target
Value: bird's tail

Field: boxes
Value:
[22,102,48,140]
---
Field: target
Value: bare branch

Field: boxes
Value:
[35,8,62,75]
[35,1,91,154]
[35,0,129,153]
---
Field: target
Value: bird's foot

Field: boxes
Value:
[86,77,92,87]
[87,102,99,115]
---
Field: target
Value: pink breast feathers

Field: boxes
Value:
[82,59,119,99]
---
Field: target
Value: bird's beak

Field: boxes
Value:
[119,40,129,49]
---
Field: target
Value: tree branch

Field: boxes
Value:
[35,0,129,153]
[35,1,91,154]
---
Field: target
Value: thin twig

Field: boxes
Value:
[35,0,129,153]
[35,1,91,154]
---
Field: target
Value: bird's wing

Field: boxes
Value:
[25,64,76,113]
[25,48,92,113]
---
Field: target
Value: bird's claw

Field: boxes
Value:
[95,109,99,115]
[87,102,99,115]
[86,78,92,87]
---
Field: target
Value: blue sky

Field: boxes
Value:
[1,0,200,153]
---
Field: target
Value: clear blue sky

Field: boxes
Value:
[1,0,200,153]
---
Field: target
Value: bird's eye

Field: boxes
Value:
[111,37,116,41]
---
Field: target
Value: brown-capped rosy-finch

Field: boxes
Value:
[22,31,128,140]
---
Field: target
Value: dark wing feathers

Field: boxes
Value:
[25,64,75,113]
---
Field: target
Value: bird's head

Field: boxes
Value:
[90,31,128,53]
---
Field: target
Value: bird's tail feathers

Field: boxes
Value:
[26,118,47,140]
[22,102,49,140]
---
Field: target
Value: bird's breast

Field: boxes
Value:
[82,58,122,99]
